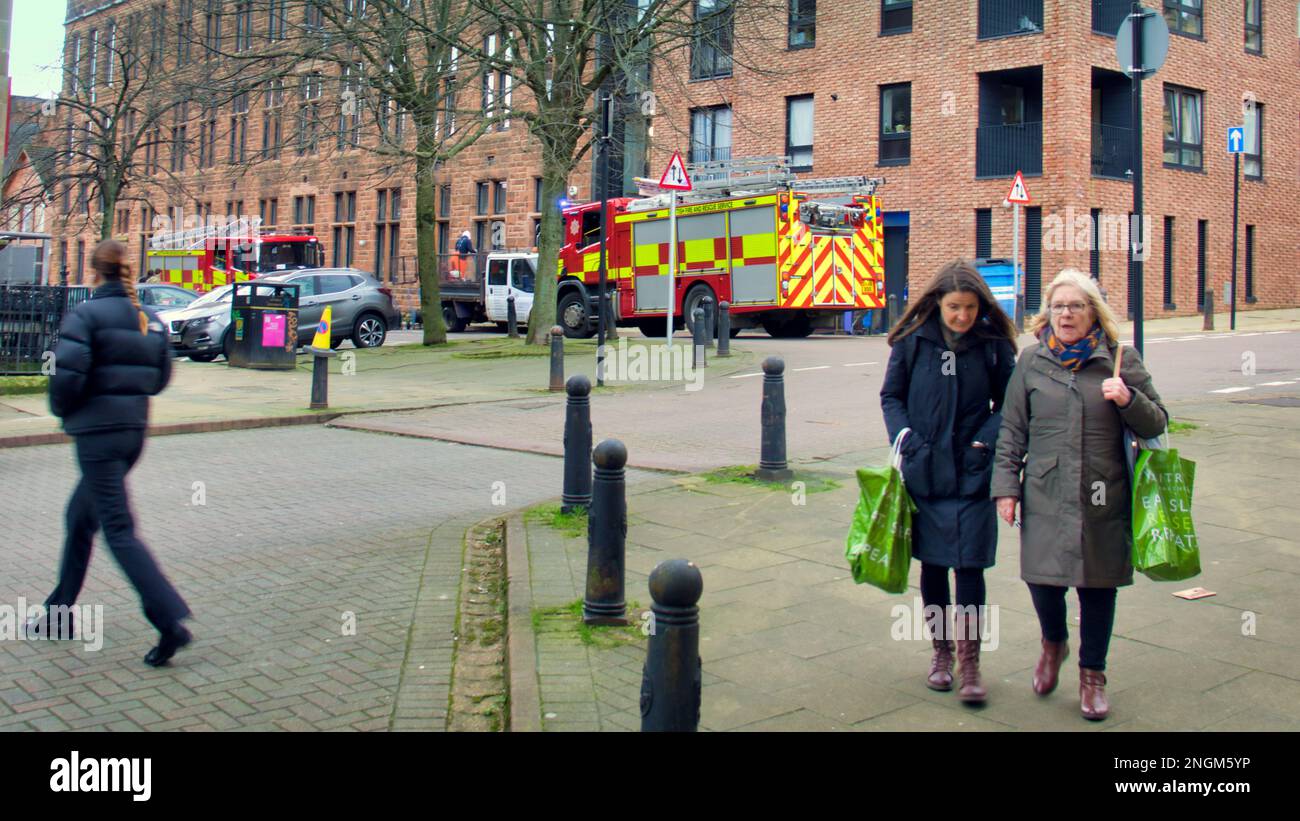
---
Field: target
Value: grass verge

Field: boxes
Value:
[700,465,841,494]
[524,504,588,539]
[0,376,48,396]
[531,599,647,649]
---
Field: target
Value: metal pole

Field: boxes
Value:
[1230,152,1240,331]
[0,0,12,184]
[561,374,593,513]
[666,193,677,348]
[583,439,628,626]
[596,94,611,385]
[1130,2,1146,356]
[640,559,703,732]
[1012,203,1021,331]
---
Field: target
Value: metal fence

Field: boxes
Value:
[978,0,1044,39]
[0,285,91,375]
[1092,124,1132,179]
[976,121,1043,178]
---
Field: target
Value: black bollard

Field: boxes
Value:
[717,301,731,357]
[583,439,629,626]
[701,295,716,349]
[755,356,793,482]
[549,325,565,392]
[1202,289,1214,331]
[507,294,519,338]
[310,353,331,409]
[691,307,707,370]
[640,559,703,732]
[561,374,593,514]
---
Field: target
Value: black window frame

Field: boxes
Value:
[1244,0,1262,53]
[1163,215,1176,309]
[690,0,733,80]
[1163,0,1204,39]
[975,209,992,259]
[788,0,815,49]
[1196,219,1208,310]
[1090,209,1102,280]
[881,0,913,35]
[476,182,490,216]
[785,95,814,172]
[493,180,508,215]
[878,83,911,166]
[1244,224,1256,302]
[1162,84,1204,172]
[1244,103,1263,180]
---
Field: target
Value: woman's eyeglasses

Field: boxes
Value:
[1048,302,1088,315]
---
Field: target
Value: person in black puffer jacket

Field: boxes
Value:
[39,239,193,667]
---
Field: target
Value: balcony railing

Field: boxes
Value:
[976,121,1042,178]
[1091,0,1130,36]
[689,146,732,164]
[978,0,1044,39]
[1091,124,1132,179]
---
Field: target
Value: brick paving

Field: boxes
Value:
[516,394,1300,731]
[0,426,586,731]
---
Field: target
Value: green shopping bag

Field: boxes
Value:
[845,430,916,593]
[1131,447,1200,581]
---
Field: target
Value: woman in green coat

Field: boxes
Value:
[991,270,1168,720]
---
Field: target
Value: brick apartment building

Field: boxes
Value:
[656,0,1299,318]
[49,0,1299,320]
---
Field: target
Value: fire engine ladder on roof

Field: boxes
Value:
[149,216,264,250]
[630,156,884,210]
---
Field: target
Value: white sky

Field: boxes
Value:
[9,3,68,98]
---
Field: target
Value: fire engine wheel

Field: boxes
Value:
[683,286,716,337]
[352,314,388,348]
[558,291,594,338]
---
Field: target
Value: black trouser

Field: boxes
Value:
[920,562,986,640]
[1027,584,1117,672]
[45,428,190,634]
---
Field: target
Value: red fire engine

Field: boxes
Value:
[145,217,322,292]
[556,156,886,338]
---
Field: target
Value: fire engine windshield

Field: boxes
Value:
[234,241,320,273]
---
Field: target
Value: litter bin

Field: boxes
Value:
[973,258,1022,321]
[227,281,299,370]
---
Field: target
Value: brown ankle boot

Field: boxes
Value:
[1079,667,1109,720]
[1032,639,1070,696]
[954,613,987,704]
[926,639,955,691]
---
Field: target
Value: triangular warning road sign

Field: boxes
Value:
[1007,171,1031,205]
[659,151,693,191]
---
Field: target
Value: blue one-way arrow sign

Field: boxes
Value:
[1227,126,1245,154]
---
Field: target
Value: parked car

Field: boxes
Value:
[137,283,201,310]
[158,285,234,362]
[259,268,401,349]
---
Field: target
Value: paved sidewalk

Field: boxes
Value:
[511,392,1300,731]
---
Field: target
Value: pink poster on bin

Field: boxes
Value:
[262,313,286,347]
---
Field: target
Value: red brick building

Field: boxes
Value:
[654,0,1299,318]
[50,0,1300,320]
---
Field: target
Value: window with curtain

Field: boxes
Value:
[1244,102,1263,179]
[689,105,732,164]
[1162,85,1202,170]
[786,95,814,170]
[1245,0,1262,53]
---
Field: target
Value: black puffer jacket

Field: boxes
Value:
[49,280,172,435]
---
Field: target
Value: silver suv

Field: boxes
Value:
[260,268,402,349]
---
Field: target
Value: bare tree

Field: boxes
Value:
[468,0,785,345]
[14,7,255,249]
[219,0,498,345]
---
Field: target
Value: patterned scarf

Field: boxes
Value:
[1043,323,1104,371]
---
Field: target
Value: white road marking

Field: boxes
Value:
[728,372,764,379]
[1175,335,1208,341]
[1210,387,1253,394]
[792,365,832,372]
[1236,332,1263,337]
[843,362,878,367]
[1264,331,1290,335]
[1259,381,1297,386]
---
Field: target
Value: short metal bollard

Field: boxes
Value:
[549,325,565,391]
[583,439,629,626]
[640,559,703,732]
[308,346,336,410]
[755,356,793,482]
[887,294,899,331]
[692,307,707,370]
[507,294,519,338]
[1202,289,1214,331]
[717,301,731,357]
[701,295,716,349]
[561,375,593,514]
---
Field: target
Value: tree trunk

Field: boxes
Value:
[415,152,448,345]
[99,176,118,243]
[526,137,581,345]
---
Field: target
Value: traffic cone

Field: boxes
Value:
[310,306,332,352]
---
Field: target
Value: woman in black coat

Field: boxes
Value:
[38,239,193,667]
[880,261,1017,702]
